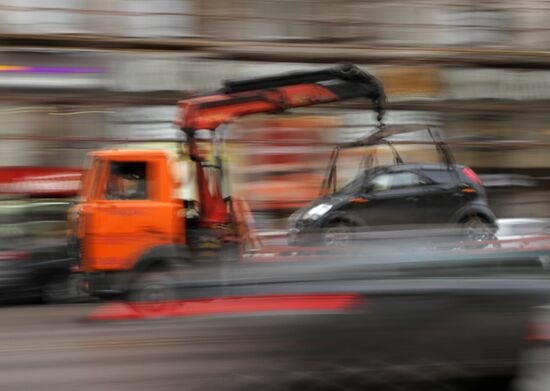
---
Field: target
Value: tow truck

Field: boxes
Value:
[69,64,389,300]
[68,63,550,303]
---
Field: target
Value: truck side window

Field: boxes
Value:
[105,162,148,200]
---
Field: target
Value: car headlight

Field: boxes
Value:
[303,203,332,221]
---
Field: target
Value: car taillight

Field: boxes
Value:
[462,167,483,186]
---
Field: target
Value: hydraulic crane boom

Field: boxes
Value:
[174,63,385,133]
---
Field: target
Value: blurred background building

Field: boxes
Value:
[0,0,550,227]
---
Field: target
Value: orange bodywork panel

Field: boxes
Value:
[174,84,341,131]
[84,200,180,271]
[78,150,185,272]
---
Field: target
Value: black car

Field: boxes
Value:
[0,199,76,303]
[288,163,497,246]
[0,244,73,303]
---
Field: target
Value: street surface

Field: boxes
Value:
[3,283,550,391]
[0,303,298,391]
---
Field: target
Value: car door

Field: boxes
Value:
[359,170,426,228]
[417,168,465,224]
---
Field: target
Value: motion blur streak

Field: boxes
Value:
[89,293,365,321]
[524,323,550,342]
[5,1,550,391]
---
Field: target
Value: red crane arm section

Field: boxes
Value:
[175,84,341,131]
[174,64,386,131]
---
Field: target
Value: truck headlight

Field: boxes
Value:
[303,203,332,221]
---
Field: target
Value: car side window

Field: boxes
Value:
[368,174,392,192]
[105,162,148,200]
[390,172,426,189]
[368,172,426,192]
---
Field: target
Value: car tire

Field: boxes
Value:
[323,221,354,247]
[40,274,70,304]
[462,215,498,248]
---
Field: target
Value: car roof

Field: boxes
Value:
[371,163,463,173]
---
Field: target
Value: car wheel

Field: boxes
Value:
[323,222,353,247]
[128,268,179,316]
[463,215,497,246]
[41,274,70,304]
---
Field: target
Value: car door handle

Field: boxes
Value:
[406,196,419,202]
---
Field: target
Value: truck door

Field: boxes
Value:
[86,159,177,271]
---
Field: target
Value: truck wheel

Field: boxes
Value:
[128,268,179,316]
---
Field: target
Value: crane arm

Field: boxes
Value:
[174,64,386,132]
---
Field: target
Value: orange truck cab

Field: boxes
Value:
[69,64,387,299]
[68,150,187,296]
[69,148,254,298]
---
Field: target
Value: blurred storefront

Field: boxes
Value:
[0,0,549,223]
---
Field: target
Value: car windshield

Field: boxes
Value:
[337,172,368,194]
